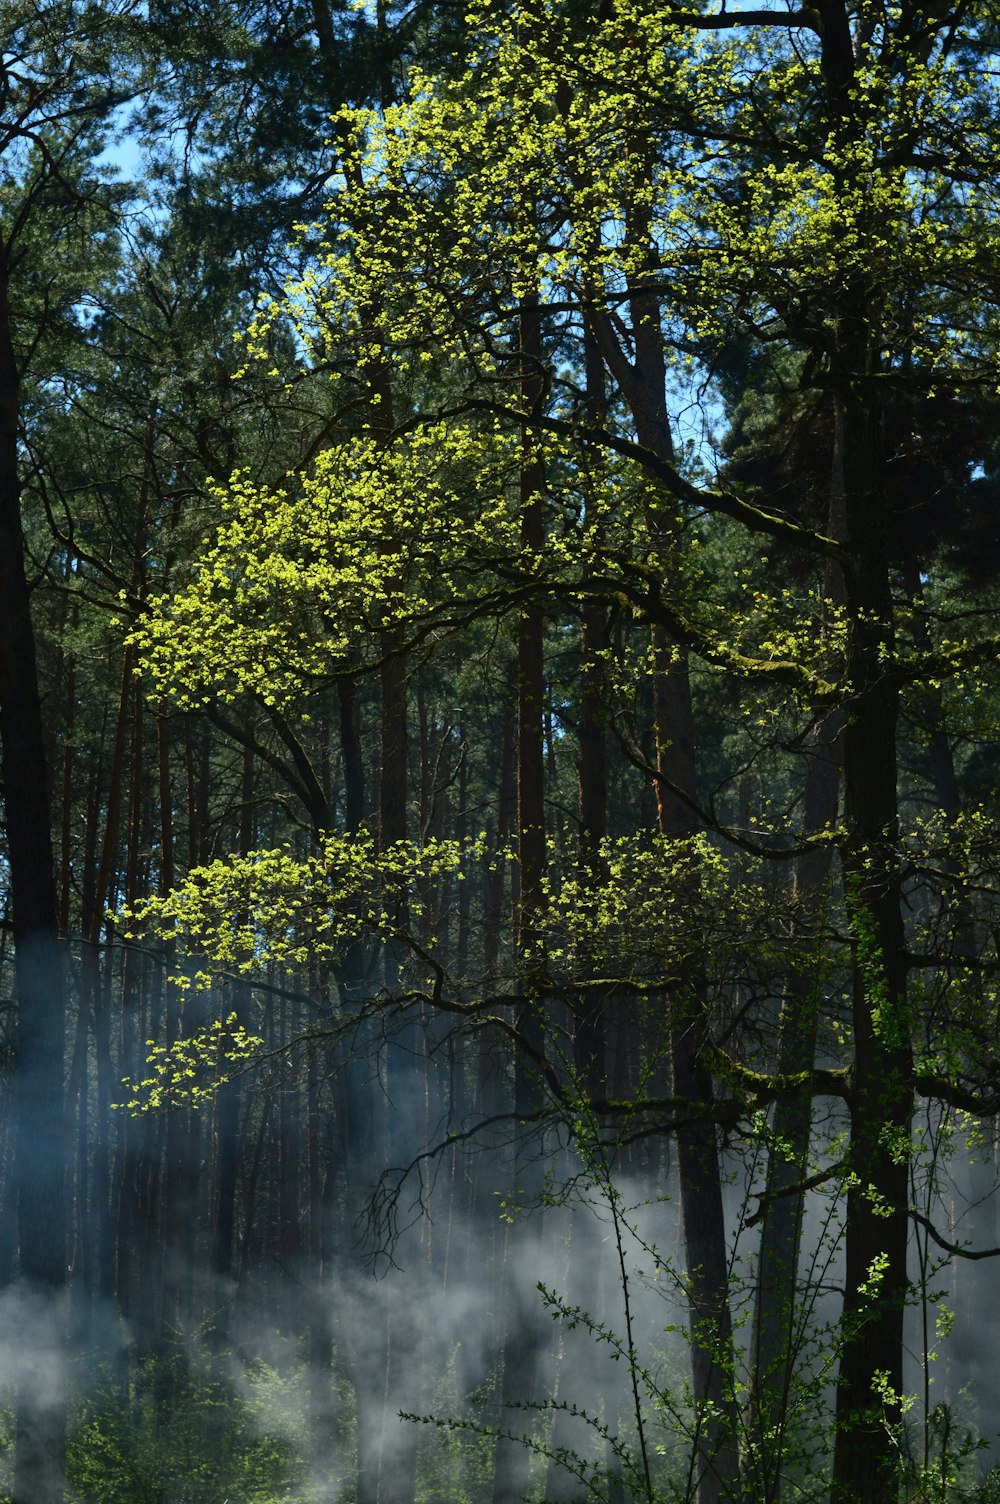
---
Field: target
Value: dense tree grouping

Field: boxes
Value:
[2,2,1000,1502]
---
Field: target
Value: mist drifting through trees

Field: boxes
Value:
[2,2,1000,1503]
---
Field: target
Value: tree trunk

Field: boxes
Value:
[576,133,742,1495]
[0,244,67,1504]
[492,290,549,1504]
[214,743,255,1288]
[831,350,911,1504]
[630,313,741,1504]
[747,402,846,1501]
[482,688,516,993]
[546,322,612,1503]
[339,666,366,835]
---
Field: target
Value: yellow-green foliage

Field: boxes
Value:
[119,0,1000,1115]
[540,833,770,988]
[127,410,664,716]
[242,0,995,379]
[133,0,999,726]
[118,832,476,986]
[128,424,524,710]
[117,1015,264,1112]
[116,833,480,1110]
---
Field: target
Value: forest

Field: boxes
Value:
[2,1,1000,1502]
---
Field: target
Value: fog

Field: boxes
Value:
[2,1023,995,1504]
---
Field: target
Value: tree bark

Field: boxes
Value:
[214,742,255,1287]
[492,290,549,1504]
[831,349,911,1504]
[628,315,741,1504]
[575,122,742,1496]
[0,244,67,1504]
[747,402,846,1501]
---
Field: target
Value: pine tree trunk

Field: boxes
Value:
[830,343,911,1504]
[748,402,846,1500]
[547,323,611,1503]
[215,744,254,1289]
[0,243,67,1504]
[492,290,548,1504]
[578,148,742,1496]
[482,689,516,992]
[636,376,740,1504]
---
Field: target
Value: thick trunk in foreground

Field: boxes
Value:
[831,359,911,1504]
[0,249,67,1504]
[810,15,912,1494]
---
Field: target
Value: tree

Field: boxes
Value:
[0,4,151,1495]
[25,3,1000,1503]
